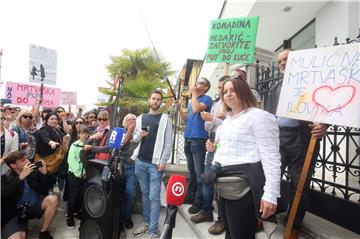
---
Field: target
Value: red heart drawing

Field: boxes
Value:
[312,85,356,113]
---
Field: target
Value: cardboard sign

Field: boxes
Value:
[29,44,57,85]
[61,91,77,105]
[276,43,360,128]
[5,81,61,108]
[206,17,259,63]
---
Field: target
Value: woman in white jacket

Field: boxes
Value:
[0,112,19,174]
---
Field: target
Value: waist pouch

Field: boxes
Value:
[215,176,251,200]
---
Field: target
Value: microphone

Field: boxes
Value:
[101,127,125,182]
[160,175,187,239]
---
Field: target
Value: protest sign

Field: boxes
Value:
[276,43,360,128]
[29,44,57,85]
[97,87,109,103]
[61,91,77,105]
[206,17,259,63]
[5,81,61,107]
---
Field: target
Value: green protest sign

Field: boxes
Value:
[206,17,259,63]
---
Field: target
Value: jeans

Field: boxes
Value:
[184,138,206,206]
[135,160,163,235]
[201,151,214,215]
[122,163,137,220]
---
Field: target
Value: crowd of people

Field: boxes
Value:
[1,49,327,239]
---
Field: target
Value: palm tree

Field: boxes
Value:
[99,47,175,125]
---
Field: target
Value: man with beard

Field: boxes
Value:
[131,90,173,239]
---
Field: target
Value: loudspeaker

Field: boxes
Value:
[80,159,123,239]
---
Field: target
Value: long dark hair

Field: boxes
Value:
[222,78,259,112]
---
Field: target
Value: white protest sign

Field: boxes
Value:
[61,91,77,105]
[29,44,57,85]
[276,43,360,128]
[97,87,109,103]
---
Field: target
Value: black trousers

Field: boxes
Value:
[67,172,84,217]
[219,192,257,239]
[279,126,320,228]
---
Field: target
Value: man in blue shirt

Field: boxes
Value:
[179,77,212,216]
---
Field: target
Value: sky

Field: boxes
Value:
[0,0,224,110]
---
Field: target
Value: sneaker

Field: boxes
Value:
[66,217,76,230]
[38,230,53,239]
[208,220,225,235]
[124,218,134,229]
[190,212,213,223]
[132,223,149,238]
[188,204,201,214]
[149,230,160,239]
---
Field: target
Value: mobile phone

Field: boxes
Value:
[141,126,149,132]
[34,161,43,169]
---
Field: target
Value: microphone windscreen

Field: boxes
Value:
[108,127,125,149]
[166,174,187,206]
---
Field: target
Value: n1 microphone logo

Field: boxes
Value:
[171,182,184,197]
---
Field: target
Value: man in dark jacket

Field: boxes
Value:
[1,151,58,239]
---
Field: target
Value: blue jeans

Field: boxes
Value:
[184,138,206,206]
[135,160,163,235]
[201,151,214,215]
[122,163,137,220]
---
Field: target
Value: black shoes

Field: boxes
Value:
[66,217,76,229]
[188,204,201,214]
[39,230,53,239]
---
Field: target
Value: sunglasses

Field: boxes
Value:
[22,115,33,120]
[57,110,64,113]
[98,118,108,121]
[75,121,84,125]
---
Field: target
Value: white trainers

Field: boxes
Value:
[132,223,149,238]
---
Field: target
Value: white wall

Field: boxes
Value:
[316,1,359,47]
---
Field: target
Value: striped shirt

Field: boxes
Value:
[213,107,281,204]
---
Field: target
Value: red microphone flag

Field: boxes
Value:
[166,174,187,206]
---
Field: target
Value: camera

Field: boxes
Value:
[34,161,43,170]
[203,162,222,185]
[141,126,149,132]
[17,203,30,222]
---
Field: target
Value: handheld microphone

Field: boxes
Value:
[101,127,125,182]
[160,175,187,239]
[166,174,187,206]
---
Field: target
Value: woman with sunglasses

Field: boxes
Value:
[55,107,71,134]
[11,110,37,162]
[86,111,110,160]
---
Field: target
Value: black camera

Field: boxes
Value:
[34,161,43,170]
[203,162,222,185]
[17,203,30,222]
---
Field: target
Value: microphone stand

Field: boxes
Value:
[160,205,178,239]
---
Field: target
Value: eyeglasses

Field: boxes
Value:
[196,81,207,86]
[98,118,108,121]
[22,115,33,120]
[57,110,64,113]
[75,121,84,125]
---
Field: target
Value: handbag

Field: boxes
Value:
[215,176,251,200]
[35,134,71,173]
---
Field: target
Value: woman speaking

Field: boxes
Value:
[206,78,281,239]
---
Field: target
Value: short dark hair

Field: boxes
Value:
[218,75,231,82]
[3,151,26,167]
[199,77,211,93]
[150,89,163,101]
[44,112,60,125]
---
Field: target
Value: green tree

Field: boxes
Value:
[99,48,175,125]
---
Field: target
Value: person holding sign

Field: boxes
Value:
[206,78,281,239]
[265,49,328,238]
